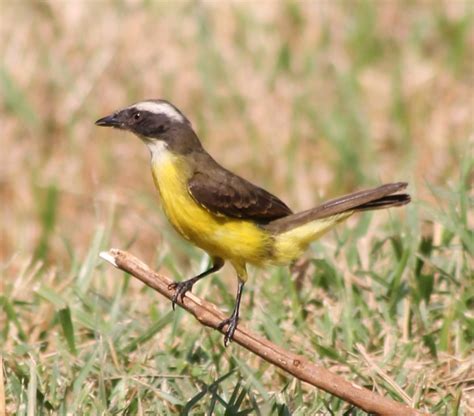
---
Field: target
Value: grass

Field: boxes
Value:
[1,1,473,415]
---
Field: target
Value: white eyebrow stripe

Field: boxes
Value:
[131,102,185,122]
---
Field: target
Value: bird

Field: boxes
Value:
[95,99,410,346]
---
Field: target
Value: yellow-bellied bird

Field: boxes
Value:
[96,99,410,345]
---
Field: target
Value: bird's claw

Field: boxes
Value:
[168,280,194,310]
[217,314,239,347]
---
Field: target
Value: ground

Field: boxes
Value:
[1,1,472,414]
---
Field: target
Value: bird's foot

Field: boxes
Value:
[168,280,194,310]
[217,313,239,347]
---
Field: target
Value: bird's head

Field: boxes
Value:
[95,99,202,155]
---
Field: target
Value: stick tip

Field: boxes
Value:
[99,251,118,267]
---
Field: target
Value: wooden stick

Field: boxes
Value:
[99,249,428,416]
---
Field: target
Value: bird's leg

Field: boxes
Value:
[218,280,245,346]
[168,257,224,310]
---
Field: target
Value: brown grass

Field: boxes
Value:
[1,2,472,413]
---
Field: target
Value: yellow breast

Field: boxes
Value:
[150,148,272,266]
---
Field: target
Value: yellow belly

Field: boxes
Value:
[150,149,350,269]
[272,211,352,264]
[151,153,272,266]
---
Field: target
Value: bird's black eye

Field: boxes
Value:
[133,112,141,120]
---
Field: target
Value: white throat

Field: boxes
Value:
[144,140,170,164]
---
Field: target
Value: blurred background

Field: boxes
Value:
[1,1,472,414]
[2,1,471,267]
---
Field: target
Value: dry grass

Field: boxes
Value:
[1,1,473,414]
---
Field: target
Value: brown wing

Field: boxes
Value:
[188,168,292,223]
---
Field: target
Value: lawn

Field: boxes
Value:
[1,1,472,414]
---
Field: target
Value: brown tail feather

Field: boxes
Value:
[264,182,410,233]
[355,194,411,211]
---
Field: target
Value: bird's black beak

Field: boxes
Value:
[95,113,122,128]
